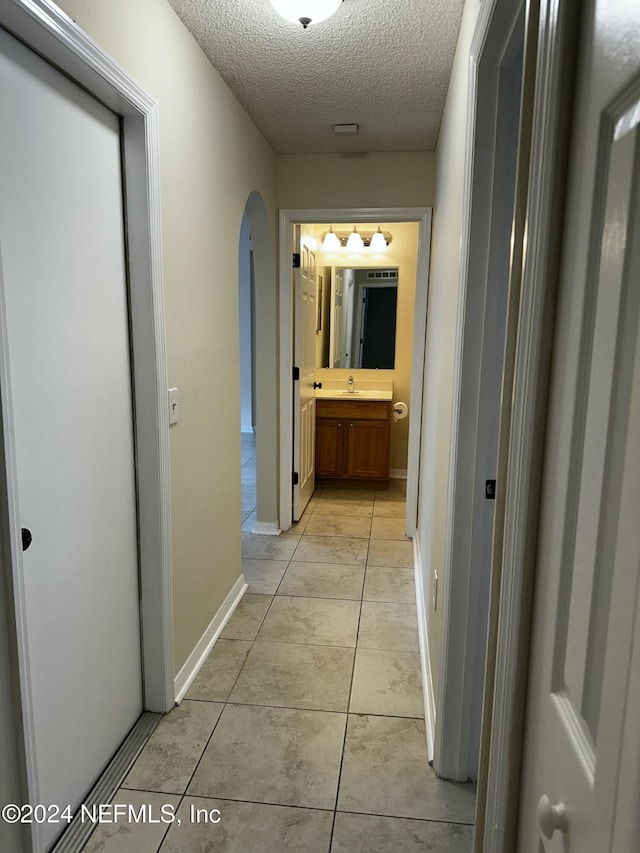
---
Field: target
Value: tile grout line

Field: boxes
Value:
[128,790,477,829]
[328,575,364,852]
[185,697,424,720]
[330,508,379,847]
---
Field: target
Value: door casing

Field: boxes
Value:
[477,0,583,850]
[436,0,527,785]
[0,3,173,848]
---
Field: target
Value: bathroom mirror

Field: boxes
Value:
[317,267,399,369]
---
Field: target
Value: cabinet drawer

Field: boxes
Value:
[316,399,390,420]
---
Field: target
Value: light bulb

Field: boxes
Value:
[369,227,387,251]
[269,0,342,28]
[346,227,364,251]
[322,227,341,250]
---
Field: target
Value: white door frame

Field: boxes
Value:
[278,207,432,534]
[477,0,582,850]
[435,0,527,784]
[0,0,173,839]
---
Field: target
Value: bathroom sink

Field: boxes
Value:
[315,388,393,401]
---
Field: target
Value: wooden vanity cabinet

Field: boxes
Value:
[315,399,391,488]
[315,417,345,477]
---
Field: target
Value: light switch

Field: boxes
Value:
[168,387,179,425]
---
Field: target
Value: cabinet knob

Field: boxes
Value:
[349,423,354,427]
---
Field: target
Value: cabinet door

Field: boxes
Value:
[316,418,344,477]
[346,420,389,479]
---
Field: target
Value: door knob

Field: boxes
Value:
[21,528,33,551]
[537,794,567,838]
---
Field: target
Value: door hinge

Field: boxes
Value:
[292,471,299,486]
[292,252,301,268]
[292,366,300,381]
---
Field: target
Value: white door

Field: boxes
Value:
[0,29,142,849]
[517,3,640,851]
[292,227,316,520]
[342,271,355,369]
[330,267,344,368]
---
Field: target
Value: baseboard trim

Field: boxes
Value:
[390,469,408,479]
[414,532,436,763]
[251,521,281,536]
[174,574,247,703]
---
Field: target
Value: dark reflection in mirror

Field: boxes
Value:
[319,267,398,369]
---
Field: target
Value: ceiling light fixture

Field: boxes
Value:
[369,226,388,251]
[346,227,364,251]
[269,0,342,29]
[322,226,341,251]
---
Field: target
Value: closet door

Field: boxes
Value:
[0,28,142,849]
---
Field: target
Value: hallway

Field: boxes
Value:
[81,466,475,852]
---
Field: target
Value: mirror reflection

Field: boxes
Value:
[317,267,399,369]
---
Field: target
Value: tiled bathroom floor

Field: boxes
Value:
[80,444,475,851]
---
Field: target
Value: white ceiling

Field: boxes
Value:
[166,0,465,154]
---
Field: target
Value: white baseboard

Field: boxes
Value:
[251,521,281,536]
[390,469,408,479]
[174,574,247,704]
[414,531,436,763]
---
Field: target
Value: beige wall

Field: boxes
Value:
[56,0,276,672]
[313,221,419,472]
[417,0,482,698]
[277,152,435,209]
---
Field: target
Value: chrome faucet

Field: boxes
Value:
[347,375,354,393]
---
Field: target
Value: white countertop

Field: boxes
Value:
[314,380,393,402]
[315,388,393,401]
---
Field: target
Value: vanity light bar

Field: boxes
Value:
[321,229,392,249]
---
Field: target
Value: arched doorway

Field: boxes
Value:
[238,191,279,532]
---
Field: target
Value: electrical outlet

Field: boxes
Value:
[433,569,438,611]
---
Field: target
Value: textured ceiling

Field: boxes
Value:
[166,0,465,153]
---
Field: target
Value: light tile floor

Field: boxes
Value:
[80,437,475,851]
[241,432,257,524]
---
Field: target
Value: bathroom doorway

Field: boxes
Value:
[278,208,433,538]
[238,191,279,536]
